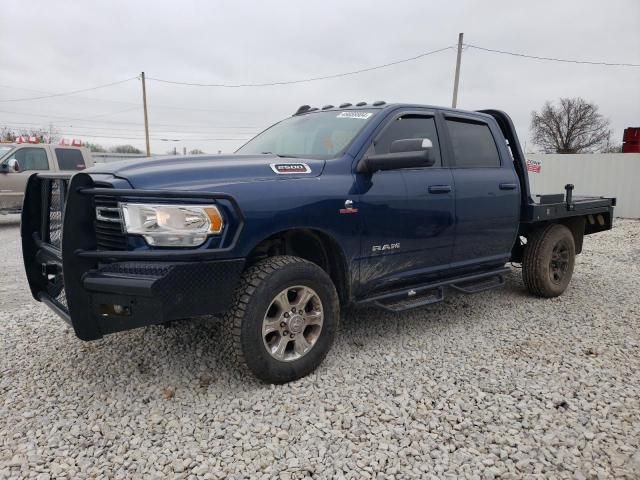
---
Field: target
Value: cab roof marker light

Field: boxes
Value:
[294,105,311,115]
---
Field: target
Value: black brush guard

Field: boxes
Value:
[22,172,245,340]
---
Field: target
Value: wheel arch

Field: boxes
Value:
[514,216,587,262]
[245,228,351,305]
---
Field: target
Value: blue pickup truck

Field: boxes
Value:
[21,102,615,383]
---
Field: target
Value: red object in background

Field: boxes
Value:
[58,138,83,146]
[16,136,40,144]
[622,127,640,153]
[526,159,542,173]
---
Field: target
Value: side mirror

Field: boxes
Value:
[7,158,20,173]
[0,158,20,173]
[358,138,435,173]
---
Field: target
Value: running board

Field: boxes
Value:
[357,267,510,313]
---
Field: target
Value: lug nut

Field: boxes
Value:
[290,334,295,338]
[284,312,289,318]
[283,331,289,336]
[280,322,286,327]
[291,307,296,313]
[299,310,304,314]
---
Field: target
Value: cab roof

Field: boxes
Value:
[293,101,494,121]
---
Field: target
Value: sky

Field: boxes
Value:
[1,0,639,155]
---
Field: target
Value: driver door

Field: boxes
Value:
[0,147,51,211]
[355,110,455,295]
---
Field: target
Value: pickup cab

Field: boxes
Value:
[0,144,93,213]
[21,103,615,383]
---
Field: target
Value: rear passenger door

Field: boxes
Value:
[444,115,520,271]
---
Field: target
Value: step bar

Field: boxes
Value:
[356,267,510,312]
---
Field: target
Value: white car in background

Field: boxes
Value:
[0,144,93,213]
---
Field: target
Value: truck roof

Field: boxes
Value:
[293,102,495,121]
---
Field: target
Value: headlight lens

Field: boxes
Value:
[120,203,223,247]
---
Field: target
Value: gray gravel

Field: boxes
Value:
[1,216,639,479]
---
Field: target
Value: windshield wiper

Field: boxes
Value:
[261,152,300,159]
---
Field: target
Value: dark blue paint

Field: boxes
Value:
[88,104,523,300]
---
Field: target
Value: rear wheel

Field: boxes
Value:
[522,224,576,297]
[223,256,339,384]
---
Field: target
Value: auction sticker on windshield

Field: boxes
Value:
[336,112,373,119]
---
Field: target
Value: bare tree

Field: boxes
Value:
[85,142,107,153]
[601,141,623,153]
[1,125,50,143]
[530,98,611,153]
[109,144,142,154]
[189,148,205,154]
[1,127,15,142]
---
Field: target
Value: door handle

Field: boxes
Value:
[499,183,517,190]
[428,185,452,194]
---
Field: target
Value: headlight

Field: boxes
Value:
[120,203,223,247]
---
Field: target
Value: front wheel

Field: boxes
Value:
[223,256,339,384]
[522,224,576,298]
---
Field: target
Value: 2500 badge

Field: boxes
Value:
[270,163,312,174]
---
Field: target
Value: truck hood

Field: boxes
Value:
[87,154,325,189]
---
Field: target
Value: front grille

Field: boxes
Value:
[94,190,127,250]
[39,177,70,311]
[42,178,68,250]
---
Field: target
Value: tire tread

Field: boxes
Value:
[522,223,574,297]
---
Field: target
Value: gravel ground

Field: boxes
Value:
[0,216,639,479]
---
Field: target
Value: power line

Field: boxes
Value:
[0,77,139,103]
[146,46,454,88]
[1,121,255,137]
[0,111,263,130]
[67,107,140,121]
[0,119,262,135]
[465,44,640,67]
[52,132,249,141]
[0,84,268,113]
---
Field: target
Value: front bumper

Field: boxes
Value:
[22,172,245,340]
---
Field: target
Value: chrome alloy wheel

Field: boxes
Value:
[262,286,324,362]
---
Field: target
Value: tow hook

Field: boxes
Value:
[42,263,59,277]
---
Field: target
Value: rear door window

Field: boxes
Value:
[446,119,500,167]
[55,148,86,170]
[12,147,49,171]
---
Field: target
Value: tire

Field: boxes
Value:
[522,224,576,298]
[223,255,339,384]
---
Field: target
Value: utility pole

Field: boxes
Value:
[451,33,464,108]
[141,72,151,157]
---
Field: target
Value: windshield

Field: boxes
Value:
[236,110,377,159]
[0,145,15,161]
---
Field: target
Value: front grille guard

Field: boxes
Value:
[22,172,245,340]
